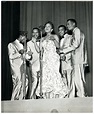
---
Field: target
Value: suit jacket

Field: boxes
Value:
[8,39,29,100]
[26,40,40,72]
[8,39,23,76]
[60,34,73,70]
[62,27,88,65]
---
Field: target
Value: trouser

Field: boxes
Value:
[29,65,39,99]
[11,74,28,100]
[11,62,29,100]
[61,69,73,98]
[69,64,86,98]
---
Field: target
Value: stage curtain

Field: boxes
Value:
[20,1,93,96]
[1,1,20,100]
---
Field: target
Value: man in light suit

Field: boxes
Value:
[58,25,73,98]
[26,28,40,99]
[8,31,28,100]
[59,19,88,97]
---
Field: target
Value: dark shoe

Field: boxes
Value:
[36,95,44,99]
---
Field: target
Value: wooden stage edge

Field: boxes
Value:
[1,97,93,113]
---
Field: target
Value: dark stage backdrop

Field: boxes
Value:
[1,1,20,100]
[20,1,93,96]
[1,1,93,100]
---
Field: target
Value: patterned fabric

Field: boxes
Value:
[38,35,69,98]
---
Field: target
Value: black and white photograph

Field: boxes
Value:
[1,0,93,113]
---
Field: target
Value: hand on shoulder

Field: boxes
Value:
[49,35,55,41]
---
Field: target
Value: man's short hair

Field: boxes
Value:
[32,28,40,34]
[67,19,77,27]
[58,25,66,31]
[19,31,28,36]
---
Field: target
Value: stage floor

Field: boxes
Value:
[1,97,93,113]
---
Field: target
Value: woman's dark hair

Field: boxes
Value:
[67,19,77,27]
[44,21,55,35]
[58,25,66,32]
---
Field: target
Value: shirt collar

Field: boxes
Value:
[15,39,20,43]
[73,27,78,32]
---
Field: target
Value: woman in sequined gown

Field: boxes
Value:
[37,21,69,99]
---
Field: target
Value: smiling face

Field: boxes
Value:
[32,29,39,39]
[58,27,65,37]
[19,35,26,43]
[44,23,53,33]
[67,20,75,31]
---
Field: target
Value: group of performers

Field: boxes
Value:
[8,19,88,100]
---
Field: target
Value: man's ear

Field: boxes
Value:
[51,29,53,32]
[73,23,75,27]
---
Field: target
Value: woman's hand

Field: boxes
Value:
[50,35,59,48]
[49,36,55,41]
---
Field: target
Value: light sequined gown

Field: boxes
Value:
[39,35,69,98]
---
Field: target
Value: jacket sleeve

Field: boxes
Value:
[25,43,32,60]
[62,28,81,54]
[83,39,88,65]
[8,43,21,60]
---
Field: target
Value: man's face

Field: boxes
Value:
[67,20,74,30]
[20,35,26,43]
[32,29,39,39]
[58,27,65,37]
